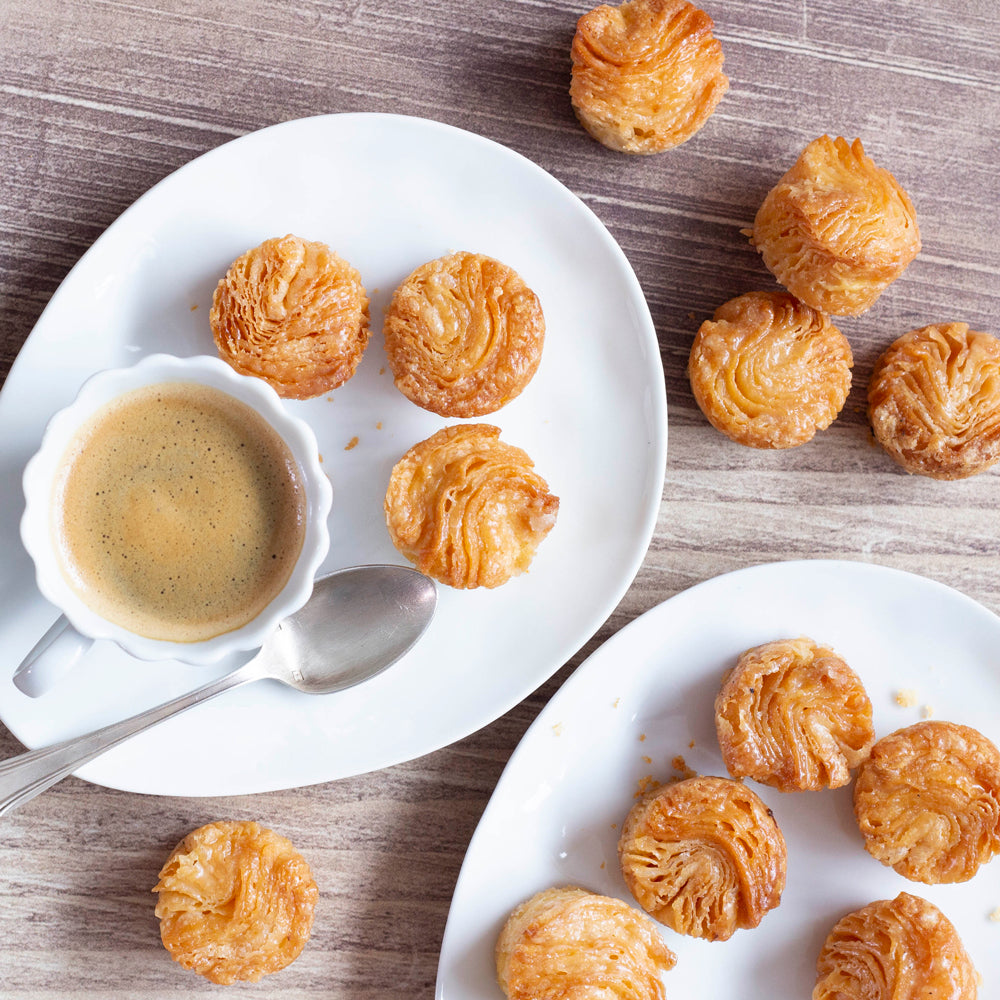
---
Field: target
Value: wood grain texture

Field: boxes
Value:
[1,0,999,996]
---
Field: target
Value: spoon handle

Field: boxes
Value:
[0,660,263,817]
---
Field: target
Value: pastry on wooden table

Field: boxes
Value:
[383,251,544,417]
[854,720,1000,884]
[384,424,559,590]
[813,892,978,1000]
[618,775,786,940]
[495,886,676,1000]
[868,322,1000,480]
[153,820,318,984]
[688,290,853,448]
[747,136,920,315]
[211,233,370,399]
[570,0,728,154]
[715,637,875,791]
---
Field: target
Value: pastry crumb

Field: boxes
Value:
[639,733,647,742]
[552,722,563,736]
[895,689,918,707]
[671,755,698,781]
[642,755,652,764]
[635,774,660,798]
[190,303,198,311]
[375,421,383,430]
[921,704,934,719]
[345,436,359,451]
[688,739,695,749]
[613,697,621,708]
[990,907,1000,922]
[379,366,386,375]
[600,861,606,870]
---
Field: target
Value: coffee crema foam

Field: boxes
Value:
[52,381,307,642]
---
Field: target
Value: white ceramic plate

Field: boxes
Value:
[437,560,1000,999]
[0,113,666,795]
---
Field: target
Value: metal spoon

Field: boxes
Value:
[0,564,437,816]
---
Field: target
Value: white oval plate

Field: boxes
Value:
[0,113,666,795]
[437,560,1000,999]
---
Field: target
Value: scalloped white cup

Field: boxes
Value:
[20,354,332,669]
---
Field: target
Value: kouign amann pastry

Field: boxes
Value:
[383,251,544,417]
[854,720,1000,884]
[618,775,786,941]
[868,322,1000,480]
[813,892,978,1000]
[211,233,370,399]
[748,136,920,315]
[570,0,728,154]
[688,290,853,448]
[384,424,559,590]
[715,637,875,792]
[496,886,676,1000]
[153,820,318,984]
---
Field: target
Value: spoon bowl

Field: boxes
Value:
[0,564,437,816]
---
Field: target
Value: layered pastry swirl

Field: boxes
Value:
[496,886,676,1000]
[748,136,920,315]
[618,775,786,941]
[153,820,318,984]
[570,0,728,154]
[210,233,370,399]
[868,322,1000,480]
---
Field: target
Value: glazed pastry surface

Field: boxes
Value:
[688,290,852,448]
[495,886,676,1000]
[868,322,1000,479]
[153,820,318,984]
[383,251,544,417]
[748,136,920,315]
[618,775,786,941]
[715,637,875,791]
[813,892,978,1000]
[384,424,559,589]
[854,720,1000,883]
[570,0,727,153]
[211,233,370,399]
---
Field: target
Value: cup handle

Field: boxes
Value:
[12,616,92,698]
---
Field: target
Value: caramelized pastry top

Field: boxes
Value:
[868,322,1000,480]
[748,136,920,315]
[153,820,318,984]
[854,720,1000,884]
[618,775,786,941]
[496,886,676,1000]
[211,234,370,399]
[383,251,544,417]
[384,424,559,589]
[715,637,875,791]
[570,0,728,154]
[688,291,853,448]
[813,892,978,1000]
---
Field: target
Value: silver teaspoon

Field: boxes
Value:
[0,564,437,816]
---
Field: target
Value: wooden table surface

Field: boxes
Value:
[2,1,999,996]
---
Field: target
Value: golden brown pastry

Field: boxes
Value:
[688,291,853,448]
[854,720,1000,884]
[715,637,875,792]
[496,886,676,1000]
[383,251,544,417]
[384,424,559,589]
[570,0,728,154]
[813,892,978,1000]
[748,136,920,315]
[211,234,370,399]
[618,775,786,941]
[868,322,1000,480]
[153,820,318,984]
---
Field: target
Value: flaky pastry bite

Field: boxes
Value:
[813,892,978,1000]
[384,424,559,590]
[868,322,1000,480]
[715,637,875,792]
[748,136,920,315]
[383,251,545,417]
[496,886,676,1000]
[570,0,728,154]
[618,775,786,941]
[854,720,1000,884]
[153,820,318,984]
[211,234,370,399]
[688,290,853,448]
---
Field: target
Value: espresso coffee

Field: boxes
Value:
[52,381,307,642]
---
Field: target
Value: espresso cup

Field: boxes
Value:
[20,354,332,672]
